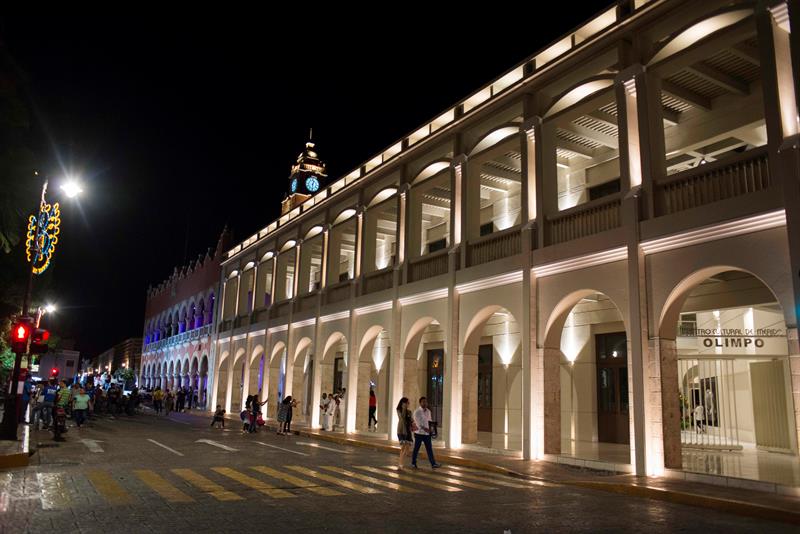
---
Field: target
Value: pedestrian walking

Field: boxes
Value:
[176,388,186,412]
[368,389,378,431]
[153,387,164,414]
[694,403,705,434]
[19,372,33,424]
[396,397,414,469]
[72,388,92,428]
[411,396,442,469]
[34,379,59,430]
[165,389,175,414]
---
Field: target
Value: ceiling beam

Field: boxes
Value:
[587,110,618,128]
[662,80,712,111]
[556,138,595,159]
[561,123,618,149]
[480,166,521,182]
[493,155,522,172]
[728,43,760,65]
[685,62,749,96]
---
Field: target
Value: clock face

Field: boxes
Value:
[305,176,320,192]
[290,178,298,193]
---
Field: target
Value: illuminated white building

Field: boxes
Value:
[210,0,800,489]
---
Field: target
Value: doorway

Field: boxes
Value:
[426,349,444,432]
[333,355,344,393]
[478,344,493,433]
[595,332,629,444]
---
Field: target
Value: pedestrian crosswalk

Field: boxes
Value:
[16,463,543,510]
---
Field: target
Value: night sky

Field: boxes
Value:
[1,6,610,357]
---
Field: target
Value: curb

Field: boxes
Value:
[199,411,800,525]
[265,421,800,525]
[568,481,800,525]
[0,425,32,469]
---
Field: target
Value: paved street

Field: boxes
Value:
[0,412,794,533]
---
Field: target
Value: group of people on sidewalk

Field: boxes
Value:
[151,386,198,415]
[318,389,345,431]
[204,386,441,470]
[23,378,140,440]
[208,395,299,435]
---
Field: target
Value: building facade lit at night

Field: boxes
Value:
[190,0,800,489]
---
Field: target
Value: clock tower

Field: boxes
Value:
[281,134,328,215]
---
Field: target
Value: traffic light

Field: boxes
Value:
[10,321,31,353]
[30,328,50,354]
[50,367,59,378]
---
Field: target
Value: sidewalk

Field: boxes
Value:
[191,411,800,525]
[0,422,32,469]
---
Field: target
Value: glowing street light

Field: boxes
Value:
[44,303,56,314]
[60,180,84,198]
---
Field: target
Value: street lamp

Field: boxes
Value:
[44,304,56,314]
[1,172,84,440]
[60,180,83,199]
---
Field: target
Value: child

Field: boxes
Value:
[211,405,225,428]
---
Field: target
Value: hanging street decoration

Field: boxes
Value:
[25,200,61,275]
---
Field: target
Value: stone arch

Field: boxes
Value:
[289,337,314,422]
[247,344,266,403]
[411,159,451,186]
[315,332,348,430]
[265,341,288,417]
[541,289,630,463]
[654,266,798,471]
[658,266,790,340]
[231,347,247,413]
[543,75,615,119]
[355,325,390,432]
[214,349,231,411]
[648,7,753,66]
[467,124,519,157]
[459,305,523,447]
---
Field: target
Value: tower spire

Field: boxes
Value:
[309,127,313,141]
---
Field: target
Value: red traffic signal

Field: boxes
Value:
[30,328,50,355]
[10,321,32,353]
[50,367,59,377]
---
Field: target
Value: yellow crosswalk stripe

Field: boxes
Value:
[37,473,71,510]
[211,467,295,499]
[443,465,551,487]
[87,470,135,504]
[381,466,495,490]
[320,466,420,493]
[354,466,461,492]
[432,468,536,489]
[285,466,382,494]
[134,470,194,502]
[251,466,343,496]
[171,468,243,501]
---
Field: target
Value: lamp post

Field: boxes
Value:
[1,173,83,440]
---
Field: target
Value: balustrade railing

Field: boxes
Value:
[363,268,394,294]
[655,147,770,216]
[547,193,621,245]
[467,227,521,267]
[408,249,449,282]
